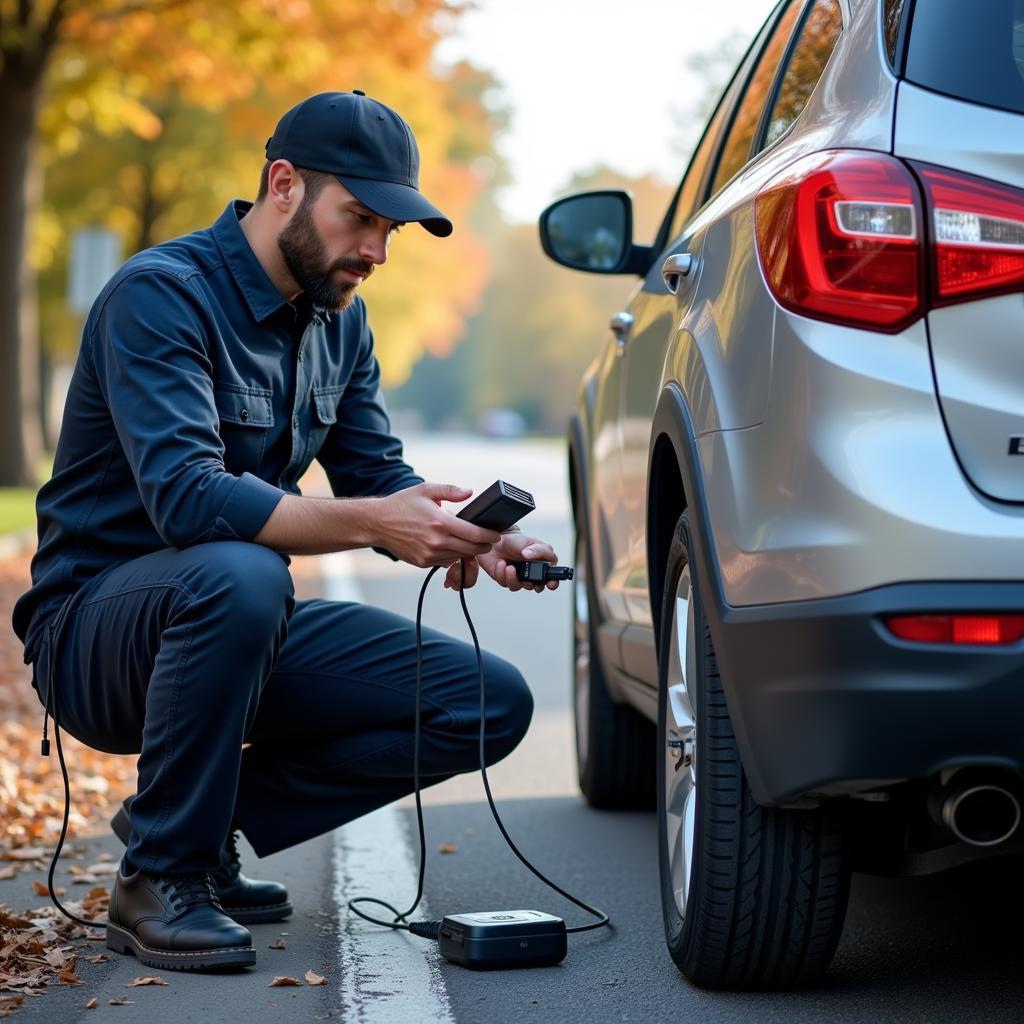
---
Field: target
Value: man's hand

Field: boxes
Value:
[443,531,561,593]
[376,483,501,568]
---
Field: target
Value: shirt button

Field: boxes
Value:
[298,349,304,361]
[292,416,299,430]
[240,409,249,422]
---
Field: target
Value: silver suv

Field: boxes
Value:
[540,0,1024,990]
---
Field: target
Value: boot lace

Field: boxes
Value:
[158,873,222,913]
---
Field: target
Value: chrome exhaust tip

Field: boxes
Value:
[942,782,1022,848]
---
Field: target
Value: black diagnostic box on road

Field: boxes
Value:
[438,910,567,969]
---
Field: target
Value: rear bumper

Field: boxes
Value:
[710,581,1024,805]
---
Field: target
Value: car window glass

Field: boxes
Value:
[883,0,907,68]
[709,0,803,196]
[763,0,842,149]
[906,0,1024,116]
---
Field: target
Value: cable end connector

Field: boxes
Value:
[511,561,574,584]
[40,738,50,757]
[408,920,442,942]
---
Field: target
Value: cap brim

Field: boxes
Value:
[336,175,453,237]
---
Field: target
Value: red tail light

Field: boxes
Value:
[755,151,925,332]
[886,614,1024,646]
[912,162,1024,304]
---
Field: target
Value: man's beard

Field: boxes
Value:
[277,199,374,312]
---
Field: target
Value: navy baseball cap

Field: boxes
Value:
[265,91,453,238]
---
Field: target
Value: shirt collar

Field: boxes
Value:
[211,200,291,323]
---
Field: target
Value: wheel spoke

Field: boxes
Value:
[662,559,698,920]
[574,530,590,767]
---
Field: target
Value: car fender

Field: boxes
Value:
[647,383,763,797]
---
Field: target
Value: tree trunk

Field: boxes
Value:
[0,70,45,486]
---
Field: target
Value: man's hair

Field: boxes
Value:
[257,161,334,204]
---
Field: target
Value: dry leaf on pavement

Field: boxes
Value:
[268,976,302,986]
[57,957,84,986]
[85,996,98,1009]
[269,937,286,949]
[108,998,134,1005]
[125,976,168,986]
[437,843,458,854]
[304,970,328,985]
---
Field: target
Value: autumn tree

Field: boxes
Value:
[393,166,675,433]
[1,0,495,484]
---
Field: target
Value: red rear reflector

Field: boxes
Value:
[885,614,1024,646]
[912,162,1024,304]
[755,151,924,332]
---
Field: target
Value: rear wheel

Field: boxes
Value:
[573,502,654,809]
[657,511,850,989]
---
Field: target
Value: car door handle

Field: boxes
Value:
[661,253,694,294]
[610,311,634,353]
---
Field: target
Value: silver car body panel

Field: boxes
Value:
[618,0,908,622]
[894,83,1024,503]
[700,309,1024,607]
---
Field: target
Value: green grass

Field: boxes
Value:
[0,487,38,536]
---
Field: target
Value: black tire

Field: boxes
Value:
[572,497,655,810]
[656,511,850,989]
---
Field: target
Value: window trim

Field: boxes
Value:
[652,0,789,256]
[885,0,917,76]
[703,0,807,202]
[752,0,845,157]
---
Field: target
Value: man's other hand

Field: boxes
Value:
[444,532,561,593]
[376,483,501,568]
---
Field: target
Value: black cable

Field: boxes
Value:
[349,559,609,937]
[453,562,608,934]
[42,599,110,929]
[348,566,440,933]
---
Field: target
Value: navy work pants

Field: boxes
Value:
[32,542,533,876]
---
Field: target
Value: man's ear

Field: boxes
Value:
[266,160,303,214]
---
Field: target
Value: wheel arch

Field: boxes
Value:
[646,384,732,659]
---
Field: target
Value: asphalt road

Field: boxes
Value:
[6,434,1024,1022]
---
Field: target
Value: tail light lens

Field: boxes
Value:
[912,162,1024,304]
[755,151,925,332]
[886,614,1024,646]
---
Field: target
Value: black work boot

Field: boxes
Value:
[111,801,293,924]
[106,858,255,971]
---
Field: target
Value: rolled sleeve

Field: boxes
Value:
[212,472,287,541]
[89,268,286,548]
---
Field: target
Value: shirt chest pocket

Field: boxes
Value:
[214,383,273,476]
[303,384,345,464]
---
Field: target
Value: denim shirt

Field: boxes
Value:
[13,200,422,662]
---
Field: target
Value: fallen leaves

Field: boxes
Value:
[125,976,167,987]
[437,842,458,854]
[267,970,329,987]
[269,937,287,950]
[57,957,84,986]
[108,998,133,1005]
[84,996,98,1009]
[0,995,24,1018]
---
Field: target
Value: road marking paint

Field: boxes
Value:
[321,552,362,603]
[332,808,454,1024]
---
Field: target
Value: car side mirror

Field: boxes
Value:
[539,190,650,275]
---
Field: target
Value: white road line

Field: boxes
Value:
[321,552,363,603]
[322,551,455,1024]
[332,808,455,1024]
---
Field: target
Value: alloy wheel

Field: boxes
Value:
[663,562,698,918]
